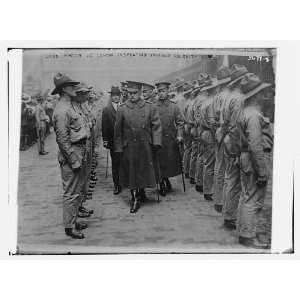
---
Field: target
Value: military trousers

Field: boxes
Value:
[36,124,46,153]
[189,140,199,179]
[59,144,86,228]
[110,150,121,187]
[223,151,241,222]
[213,142,226,206]
[195,142,204,187]
[202,142,215,195]
[237,152,268,238]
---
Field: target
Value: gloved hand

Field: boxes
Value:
[103,141,110,149]
[176,136,183,144]
[256,175,267,187]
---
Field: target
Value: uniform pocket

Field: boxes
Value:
[57,151,67,167]
[240,152,254,174]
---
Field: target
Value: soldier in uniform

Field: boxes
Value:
[181,82,195,180]
[200,67,232,210]
[154,82,184,196]
[218,64,249,229]
[35,96,50,155]
[142,82,156,103]
[114,81,162,213]
[237,73,272,249]
[52,73,90,239]
[120,82,128,103]
[102,86,122,195]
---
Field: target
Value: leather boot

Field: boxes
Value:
[238,236,269,249]
[163,178,172,191]
[224,219,236,230]
[113,184,122,195]
[65,228,84,239]
[75,222,88,230]
[159,181,166,196]
[204,194,213,201]
[214,204,223,213]
[130,190,140,213]
[79,206,94,215]
[138,188,148,202]
[195,185,203,193]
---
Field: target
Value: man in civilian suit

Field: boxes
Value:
[102,86,122,195]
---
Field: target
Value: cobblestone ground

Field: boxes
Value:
[17,132,272,254]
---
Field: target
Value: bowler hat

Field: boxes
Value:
[51,73,79,95]
[240,73,272,100]
[108,86,121,94]
[227,64,249,87]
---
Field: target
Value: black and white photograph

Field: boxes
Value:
[10,48,279,254]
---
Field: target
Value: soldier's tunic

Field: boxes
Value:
[114,98,162,189]
[237,106,273,238]
[53,95,90,228]
[182,96,194,176]
[219,89,244,221]
[211,89,226,206]
[193,93,207,187]
[154,98,184,178]
[197,95,216,195]
[188,97,200,180]
[35,103,48,153]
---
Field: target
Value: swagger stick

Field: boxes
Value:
[177,140,186,192]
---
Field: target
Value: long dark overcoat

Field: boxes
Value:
[155,98,184,178]
[114,98,162,189]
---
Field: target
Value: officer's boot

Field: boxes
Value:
[130,189,140,213]
[163,178,172,191]
[138,188,148,202]
[159,181,167,196]
[65,228,85,239]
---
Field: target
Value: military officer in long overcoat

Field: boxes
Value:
[154,82,184,196]
[52,73,91,239]
[114,81,162,213]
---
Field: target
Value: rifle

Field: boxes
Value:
[177,140,186,192]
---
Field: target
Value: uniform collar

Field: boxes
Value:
[157,98,170,106]
[125,98,145,109]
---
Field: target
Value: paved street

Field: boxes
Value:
[17,132,272,254]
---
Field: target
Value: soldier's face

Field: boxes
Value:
[111,94,120,103]
[143,89,153,100]
[158,88,169,100]
[75,92,89,103]
[127,90,141,102]
[63,85,77,97]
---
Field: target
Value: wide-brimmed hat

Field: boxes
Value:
[201,66,231,92]
[227,64,249,88]
[240,73,272,100]
[108,86,121,94]
[75,82,90,93]
[51,73,79,95]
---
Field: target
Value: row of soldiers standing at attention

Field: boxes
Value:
[172,64,273,249]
